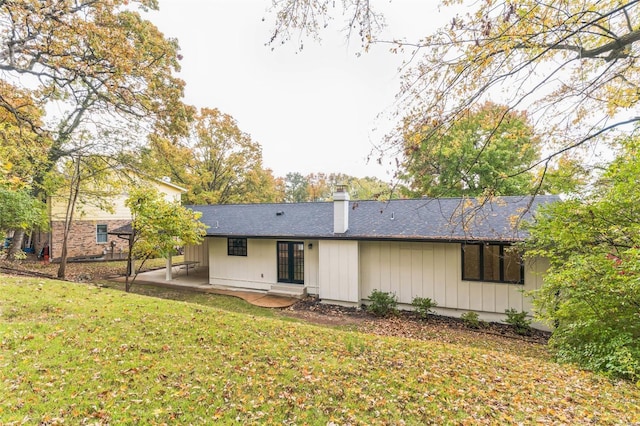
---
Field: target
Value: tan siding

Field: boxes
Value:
[389,243,401,296]
[507,285,524,312]
[304,240,320,294]
[443,244,459,308]
[399,248,412,302]
[207,237,319,293]
[359,240,548,316]
[481,283,496,312]
[433,244,447,305]
[410,249,423,298]
[421,248,435,299]
[458,280,470,310]
[379,243,391,293]
[523,257,549,312]
[319,240,359,303]
[49,177,183,222]
[50,194,132,221]
[469,282,483,311]
[494,285,510,313]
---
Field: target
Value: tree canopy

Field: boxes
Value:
[0,81,50,190]
[268,0,640,187]
[0,1,193,263]
[0,0,189,139]
[283,172,396,202]
[525,137,640,380]
[142,108,283,204]
[401,102,540,197]
[0,188,48,238]
[0,0,191,202]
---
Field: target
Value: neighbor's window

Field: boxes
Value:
[228,238,247,256]
[96,224,108,243]
[462,243,524,284]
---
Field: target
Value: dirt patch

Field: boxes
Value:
[0,257,155,282]
[281,300,369,327]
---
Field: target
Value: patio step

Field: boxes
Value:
[267,284,307,298]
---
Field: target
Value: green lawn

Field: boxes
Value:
[1,276,638,424]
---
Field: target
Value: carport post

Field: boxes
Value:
[165,255,173,281]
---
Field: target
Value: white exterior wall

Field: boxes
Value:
[359,241,548,320]
[207,237,319,292]
[202,236,548,322]
[184,241,209,267]
[318,240,359,304]
[305,240,320,295]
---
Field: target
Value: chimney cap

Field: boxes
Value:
[336,183,348,192]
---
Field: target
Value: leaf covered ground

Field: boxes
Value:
[0,256,172,283]
[1,275,639,424]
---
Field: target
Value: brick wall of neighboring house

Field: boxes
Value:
[50,219,131,260]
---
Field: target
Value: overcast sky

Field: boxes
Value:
[148,1,451,181]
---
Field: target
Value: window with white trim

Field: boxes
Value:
[96,224,108,243]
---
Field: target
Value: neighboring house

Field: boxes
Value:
[44,176,185,260]
[185,187,558,323]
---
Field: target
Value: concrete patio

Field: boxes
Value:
[113,267,299,308]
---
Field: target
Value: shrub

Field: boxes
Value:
[524,141,640,380]
[412,296,437,319]
[504,308,532,335]
[367,289,398,317]
[461,311,482,329]
[552,321,640,382]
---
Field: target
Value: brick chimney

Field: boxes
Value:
[333,184,349,234]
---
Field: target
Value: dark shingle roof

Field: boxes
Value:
[188,195,558,242]
[109,223,132,235]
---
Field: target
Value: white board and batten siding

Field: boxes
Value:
[359,241,548,320]
[304,241,320,295]
[206,237,320,293]
[318,240,359,304]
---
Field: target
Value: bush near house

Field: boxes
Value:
[461,311,483,329]
[504,308,532,336]
[412,296,438,319]
[366,289,398,317]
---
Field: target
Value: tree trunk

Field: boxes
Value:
[6,229,25,261]
[125,235,133,292]
[57,156,82,279]
[57,240,68,278]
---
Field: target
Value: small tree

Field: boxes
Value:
[525,137,640,380]
[0,187,48,260]
[124,186,207,292]
[54,155,125,278]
